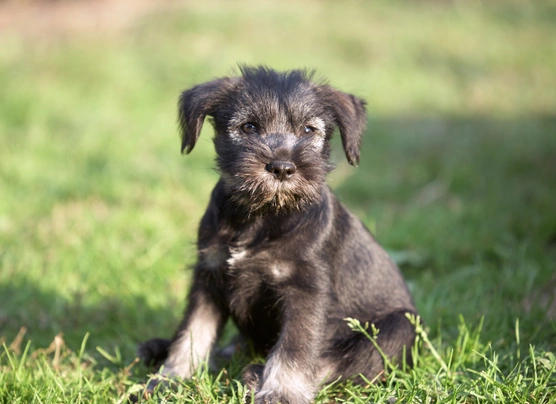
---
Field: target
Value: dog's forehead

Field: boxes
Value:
[222,72,330,129]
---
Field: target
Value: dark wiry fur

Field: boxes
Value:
[138,66,418,404]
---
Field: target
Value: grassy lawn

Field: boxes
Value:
[1,0,555,402]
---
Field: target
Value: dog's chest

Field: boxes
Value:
[200,243,292,321]
[200,243,293,281]
[227,247,293,280]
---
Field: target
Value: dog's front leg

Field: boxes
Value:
[152,283,226,388]
[253,288,327,404]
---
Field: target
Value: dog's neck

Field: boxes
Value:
[212,179,331,245]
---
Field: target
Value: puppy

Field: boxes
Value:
[139,66,417,403]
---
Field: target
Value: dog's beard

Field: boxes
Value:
[219,155,330,215]
[215,134,334,215]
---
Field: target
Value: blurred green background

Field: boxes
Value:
[1,0,555,378]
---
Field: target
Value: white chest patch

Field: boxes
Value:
[227,248,247,268]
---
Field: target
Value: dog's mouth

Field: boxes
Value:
[221,166,323,215]
[265,179,303,210]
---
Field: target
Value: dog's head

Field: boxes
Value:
[178,66,367,214]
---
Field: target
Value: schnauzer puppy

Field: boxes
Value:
[139,66,417,403]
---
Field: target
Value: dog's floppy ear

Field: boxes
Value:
[323,87,367,166]
[178,78,235,154]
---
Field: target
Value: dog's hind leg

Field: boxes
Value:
[325,310,417,383]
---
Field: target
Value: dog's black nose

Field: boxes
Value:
[266,161,296,181]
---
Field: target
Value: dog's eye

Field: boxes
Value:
[303,126,315,134]
[241,123,258,135]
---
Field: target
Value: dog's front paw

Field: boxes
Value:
[254,389,310,404]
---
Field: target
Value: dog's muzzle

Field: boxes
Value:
[266,161,297,182]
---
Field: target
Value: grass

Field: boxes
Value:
[1,0,555,402]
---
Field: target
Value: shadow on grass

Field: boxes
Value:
[0,279,179,362]
[334,115,556,265]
